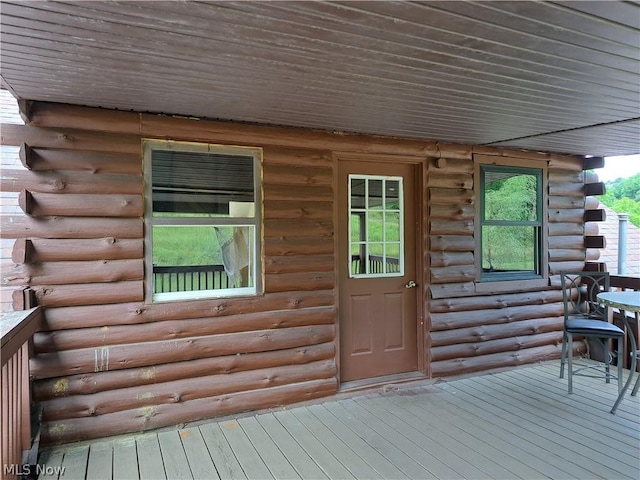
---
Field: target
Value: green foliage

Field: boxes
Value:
[600,173,640,227]
[153,226,223,266]
[482,171,539,272]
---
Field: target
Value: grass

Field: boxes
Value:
[153,226,224,266]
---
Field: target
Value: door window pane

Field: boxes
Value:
[348,175,404,277]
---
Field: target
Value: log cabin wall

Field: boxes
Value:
[1,101,596,444]
[427,151,603,377]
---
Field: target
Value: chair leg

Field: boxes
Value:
[632,369,640,396]
[604,340,611,384]
[560,332,567,379]
[616,337,623,394]
[567,334,573,394]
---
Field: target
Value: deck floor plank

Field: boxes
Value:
[36,448,65,480]
[493,367,640,452]
[85,440,113,480]
[329,399,438,479]
[449,376,636,479]
[410,390,546,480]
[35,362,640,480]
[385,392,520,479]
[289,406,381,479]
[198,422,247,480]
[519,362,640,423]
[272,410,356,480]
[403,383,588,480]
[412,382,592,480]
[135,434,166,480]
[467,371,640,477]
[58,445,89,480]
[355,392,478,479]
[236,416,301,479]
[157,430,192,480]
[179,427,220,480]
[254,412,329,480]
[447,378,611,478]
[307,403,410,479]
[219,419,273,480]
[112,439,139,480]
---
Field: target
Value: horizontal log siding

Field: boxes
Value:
[2,102,594,443]
[428,155,586,377]
[1,108,338,444]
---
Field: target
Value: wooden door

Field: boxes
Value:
[338,159,419,383]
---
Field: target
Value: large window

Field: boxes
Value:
[144,140,261,302]
[479,164,543,282]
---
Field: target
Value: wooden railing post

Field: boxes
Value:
[1,303,42,480]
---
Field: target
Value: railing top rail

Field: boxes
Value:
[1,306,42,366]
[153,264,226,273]
[611,274,640,291]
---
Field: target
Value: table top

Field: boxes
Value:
[597,291,640,312]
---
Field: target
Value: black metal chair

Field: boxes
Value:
[559,271,624,395]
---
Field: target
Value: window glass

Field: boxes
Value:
[349,175,404,277]
[480,165,542,280]
[144,141,261,302]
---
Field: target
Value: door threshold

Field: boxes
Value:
[340,371,429,393]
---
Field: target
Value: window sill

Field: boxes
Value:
[153,287,257,303]
[474,278,548,294]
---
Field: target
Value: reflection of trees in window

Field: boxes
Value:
[349,175,403,277]
[481,166,542,280]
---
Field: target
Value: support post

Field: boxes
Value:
[618,213,629,275]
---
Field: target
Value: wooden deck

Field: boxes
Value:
[36,362,640,479]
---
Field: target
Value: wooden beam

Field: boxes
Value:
[19,143,34,170]
[584,236,606,249]
[11,238,35,264]
[584,182,606,196]
[583,156,605,170]
[17,99,33,124]
[584,209,606,222]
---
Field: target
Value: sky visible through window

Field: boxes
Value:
[601,155,640,182]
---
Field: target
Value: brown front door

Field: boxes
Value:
[338,158,420,383]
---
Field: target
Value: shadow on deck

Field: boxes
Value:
[36,362,639,479]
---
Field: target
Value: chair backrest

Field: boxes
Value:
[561,271,610,322]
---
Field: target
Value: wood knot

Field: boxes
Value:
[52,179,67,191]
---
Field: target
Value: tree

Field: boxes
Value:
[600,173,640,227]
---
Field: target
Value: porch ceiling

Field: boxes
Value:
[1,1,639,157]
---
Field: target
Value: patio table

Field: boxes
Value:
[597,291,640,413]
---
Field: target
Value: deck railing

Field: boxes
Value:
[1,307,42,480]
[153,265,230,293]
[155,257,400,291]
[350,255,400,274]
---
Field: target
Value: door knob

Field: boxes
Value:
[405,280,417,289]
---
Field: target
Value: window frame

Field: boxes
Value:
[348,174,405,278]
[474,155,548,291]
[143,139,263,303]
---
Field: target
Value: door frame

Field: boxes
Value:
[334,152,427,386]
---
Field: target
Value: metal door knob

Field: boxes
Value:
[405,280,417,289]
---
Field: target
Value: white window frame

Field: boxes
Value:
[143,139,262,303]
